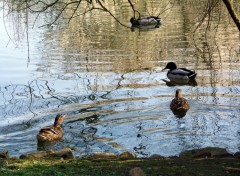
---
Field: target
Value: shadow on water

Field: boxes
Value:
[130,24,162,32]
[162,78,198,87]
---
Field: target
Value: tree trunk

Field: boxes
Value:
[222,0,240,31]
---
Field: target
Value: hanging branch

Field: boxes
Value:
[48,2,69,26]
[23,0,131,27]
[2,1,18,47]
[25,0,30,65]
[97,0,130,28]
[27,0,61,12]
[156,0,175,17]
[193,0,219,34]
[127,0,136,17]
[222,0,240,31]
[68,0,82,23]
[127,0,140,18]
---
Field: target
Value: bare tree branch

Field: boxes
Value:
[127,0,140,18]
[68,0,82,23]
[222,0,240,31]
[193,0,220,33]
[97,0,130,28]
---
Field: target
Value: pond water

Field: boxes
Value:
[0,0,240,158]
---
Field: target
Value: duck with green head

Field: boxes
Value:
[163,62,197,80]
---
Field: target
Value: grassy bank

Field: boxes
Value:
[1,157,240,176]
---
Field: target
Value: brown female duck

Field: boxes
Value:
[170,89,190,117]
[37,114,65,142]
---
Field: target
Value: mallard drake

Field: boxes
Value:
[130,16,161,26]
[170,89,190,117]
[37,114,65,142]
[162,62,197,80]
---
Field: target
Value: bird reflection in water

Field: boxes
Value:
[162,78,197,87]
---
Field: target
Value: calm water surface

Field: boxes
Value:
[0,1,240,157]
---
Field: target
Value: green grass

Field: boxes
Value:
[1,157,240,176]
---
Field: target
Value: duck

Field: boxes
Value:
[37,114,65,142]
[162,62,197,80]
[130,16,161,26]
[170,89,190,117]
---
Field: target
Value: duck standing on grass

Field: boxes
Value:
[37,114,65,142]
[170,89,190,118]
[162,62,197,80]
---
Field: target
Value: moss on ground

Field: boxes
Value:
[1,157,240,176]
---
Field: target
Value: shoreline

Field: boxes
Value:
[1,147,240,175]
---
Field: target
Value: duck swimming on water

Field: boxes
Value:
[37,114,65,142]
[162,62,197,80]
[130,16,161,26]
[170,89,190,118]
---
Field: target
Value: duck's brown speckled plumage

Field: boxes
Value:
[170,89,190,112]
[37,114,65,142]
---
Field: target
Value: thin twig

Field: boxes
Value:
[2,1,18,46]
[25,0,30,66]
[97,0,130,28]
[68,0,82,23]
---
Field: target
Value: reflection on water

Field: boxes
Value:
[0,0,240,157]
[162,78,198,87]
